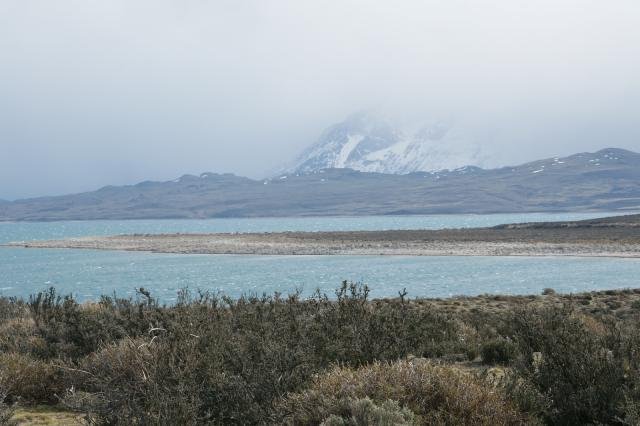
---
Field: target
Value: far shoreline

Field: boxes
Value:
[4,244,640,260]
[5,213,640,258]
[1,209,639,224]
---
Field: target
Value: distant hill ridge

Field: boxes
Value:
[1,148,640,221]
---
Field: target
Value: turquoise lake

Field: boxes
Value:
[1,212,638,302]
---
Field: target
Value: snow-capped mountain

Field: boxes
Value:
[2,148,640,220]
[285,112,489,175]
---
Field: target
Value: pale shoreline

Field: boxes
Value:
[5,231,640,258]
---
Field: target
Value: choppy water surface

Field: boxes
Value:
[1,212,638,302]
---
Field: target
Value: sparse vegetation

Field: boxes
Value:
[1,283,640,424]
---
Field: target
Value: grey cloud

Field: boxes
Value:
[1,0,639,199]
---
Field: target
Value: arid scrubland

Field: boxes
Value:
[2,283,640,424]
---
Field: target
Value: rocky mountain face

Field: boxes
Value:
[284,112,488,175]
[1,148,639,221]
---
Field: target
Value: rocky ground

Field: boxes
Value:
[6,214,640,258]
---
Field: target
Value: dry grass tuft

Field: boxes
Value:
[277,359,531,425]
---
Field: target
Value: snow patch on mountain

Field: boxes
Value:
[336,135,365,168]
[285,112,489,175]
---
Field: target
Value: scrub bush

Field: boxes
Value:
[0,353,63,404]
[28,287,165,360]
[480,338,517,365]
[276,359,528,425]
[1,285,640,424]
[60,282,466,424]
[0,379,15,425]
[510,306,639,425]
[320,398,416,426]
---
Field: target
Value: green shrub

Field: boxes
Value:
[0,377,16,426]
[28,287,166,360]
[67,337,202,425]
[0,404,13,426]
[499,372,550,422]
[480,338,517,365]
[0,353,64,404]
[510,306,635,424]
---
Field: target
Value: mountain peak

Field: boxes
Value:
[594,148,639,158]
[285,113,487,175]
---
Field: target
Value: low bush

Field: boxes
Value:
[480,338,517,365]
[0,317,41,356]
[501,373,550,422]
[276,359,529,425]
[510,306,638,425]
[0,297,23,322]
[28,287,166,360]
[0,377,15,426]
[66,337,202,425]
[0,401,15,426]
[320,398,416,426]
[0,353,64,405]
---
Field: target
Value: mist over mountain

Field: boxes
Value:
[283,112,491,175]
[2,1,639,200]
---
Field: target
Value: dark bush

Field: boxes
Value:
[510,306,636,425]
[480,338,517,365]
[66,337,202,425]
[28,287,168,360]
[0,376,15,425]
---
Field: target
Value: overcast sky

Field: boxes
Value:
[1,0,639,199]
